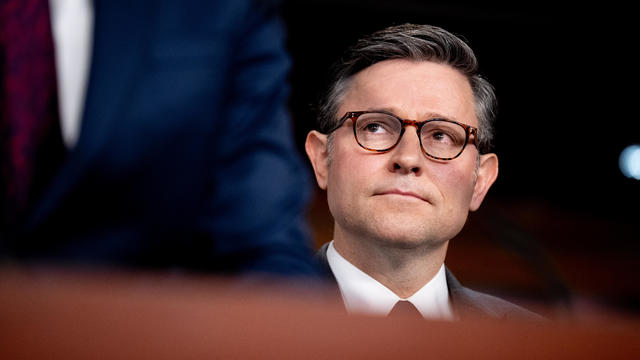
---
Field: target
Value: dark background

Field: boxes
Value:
[281,1,639,319]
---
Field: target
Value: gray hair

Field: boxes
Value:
[318,23,497,154]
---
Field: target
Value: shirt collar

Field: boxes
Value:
[326,241,453,320]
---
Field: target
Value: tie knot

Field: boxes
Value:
[388,300,422,318]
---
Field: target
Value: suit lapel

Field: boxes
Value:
[314,242,346,306]
[314,242,337,282]
[78,0,149,155]
[27,0,151,228]
[446,267,479,318]
[446,267,500,320]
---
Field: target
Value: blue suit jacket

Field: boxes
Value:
[4,0,318,276]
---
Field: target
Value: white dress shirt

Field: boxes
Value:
[49,0,94,148]
[326,241,454,320]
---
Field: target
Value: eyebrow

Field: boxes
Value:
[364,107,458,122]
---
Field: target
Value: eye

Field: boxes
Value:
[431,130,453,143]
[422,122,466,146]
[356,113,399,135]
[363,122,386,134]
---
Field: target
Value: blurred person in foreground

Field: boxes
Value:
[0,0,318,277]
[306,23,542,319]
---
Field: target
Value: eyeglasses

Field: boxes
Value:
[328,111,478,161]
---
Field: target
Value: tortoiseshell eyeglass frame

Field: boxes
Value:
[325,111,478,161]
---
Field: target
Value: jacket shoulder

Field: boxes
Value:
[446,267,545,321]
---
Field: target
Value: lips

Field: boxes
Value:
[375,189,430,203]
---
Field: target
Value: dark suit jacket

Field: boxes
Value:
[2,0,317,276]
[315,243,542,320]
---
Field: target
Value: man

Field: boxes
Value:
[0,0,317,276]
[305,24,539,319]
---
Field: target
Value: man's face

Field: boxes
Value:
[306,59,498,250]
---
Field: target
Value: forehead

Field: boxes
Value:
[338,59,477,125]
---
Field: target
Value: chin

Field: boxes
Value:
[367,225,448,251]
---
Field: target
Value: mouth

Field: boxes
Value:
[376,189,430,203]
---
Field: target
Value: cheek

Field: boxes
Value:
[432,161,477,209]
[329,152,369,197]
[326,150,383,216]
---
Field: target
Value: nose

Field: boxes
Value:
[388,127,423,175]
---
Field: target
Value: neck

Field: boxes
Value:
[333,228,448,299]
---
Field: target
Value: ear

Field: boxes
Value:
[469,153,498,211]
[305,130,329,190]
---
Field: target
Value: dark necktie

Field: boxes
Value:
[0,0,66,227]
[388,300,423,318]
